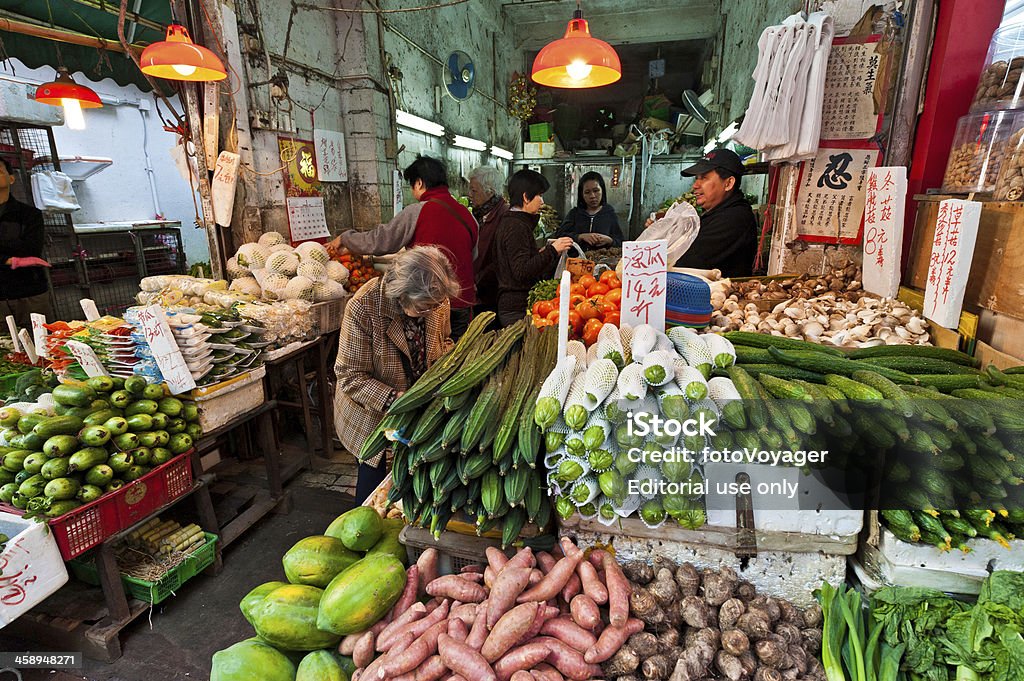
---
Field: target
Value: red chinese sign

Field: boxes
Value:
[621,240,668,330]
[923,199,981,329]
[862,166,906,298]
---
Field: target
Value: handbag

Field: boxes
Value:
[30,170,80,212]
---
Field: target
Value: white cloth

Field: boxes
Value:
[735,11,834,164]
[29,170,80,212]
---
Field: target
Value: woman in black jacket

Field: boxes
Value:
[555,171,624,250]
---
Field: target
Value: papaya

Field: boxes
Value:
[336,655,356,678]
[316,554,406,635]
[249,584,341,651]
[211,638,296,681]
[282,535,360,588]
[324,506,382,552]
[297,650,347,681]
[365,518,407,565]
[240,581,289,626]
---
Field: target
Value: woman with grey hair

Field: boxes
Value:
[468,165,510,313]
[334,245,460,502]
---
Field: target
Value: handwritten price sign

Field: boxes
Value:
[65,341,108,378]
[621,240,668,330]
[30,313,48,359]
[862,166,907,298]
[136,305,196,395]
[924,199,981,329]
[313,128,348,182]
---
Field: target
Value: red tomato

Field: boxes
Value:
[569,293,587,308]
[604,287,622,308]
[600,270,620,285]
[582,318,604,346]
[578,274,597,290]
[534,300,555,318]
[575,300,600,321]
[567,310,583,335]
[570,283,586,296]
[602,310,621,327]
[587,282,610,297]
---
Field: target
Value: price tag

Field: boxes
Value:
[80,299,100,322]
[135,305,196,395]
[65,340,109,377]
[924,199,981,329]
[5,315,21,353]
[30,313,48,359]
[621,240,668,330]
[862,167,907,298]
[18,329,37,364]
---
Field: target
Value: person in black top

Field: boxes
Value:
[555,171,624,250]
[0,158,51,327]
[672,148,758,277]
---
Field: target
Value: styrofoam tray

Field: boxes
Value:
[877,526,1024,573]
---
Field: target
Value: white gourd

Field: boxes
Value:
[617,363,648,401]
[702,334,737,369]
[631,324,659,362]
[583,359,619,410]
[641,350,676,387]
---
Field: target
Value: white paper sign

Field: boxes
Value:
[862,166,907,298]
[203,82,220,170]
[313,128,348,182]
[211,151,241,227]
[924,199,981,329]
[135,305,196,394]
[393,169,404,216]
[286,196,330,243]
[65,340,108,377]
[5,315,20,353]
[18,330,37,364]
[80,299,100,322]
[30,313,47,359]
[621,240,668,330]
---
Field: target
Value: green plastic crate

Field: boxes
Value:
[529,122,553,142]
[68,532,218,604]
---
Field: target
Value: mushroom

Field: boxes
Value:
[801,321,824,339]
[906,317,928,335]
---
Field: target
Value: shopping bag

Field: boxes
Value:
[636,200,701,265]
[554,243,587,279]
[29,170,80,212]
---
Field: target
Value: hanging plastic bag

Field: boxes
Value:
[636,200,700,265]
[30,171,80,212]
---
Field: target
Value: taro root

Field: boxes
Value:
[703,569,737,607]
[802,603,823,628]
[801,628,823,654]
[628,632,660,659]
[736,611,771,640]
[605,647,641,676]
[788,645,809,674]
[750,596,781,622]
[754,669,783,681]
[669,649,710,681]
[631,587,666,626]
[664,603,685,630]
[719,598,746,630]
[650,568,680,607]
[739,650,758,678]
[695,627,721,651]
[781,668,799,681]
[736,581,758,602]
[721,629,750,656]
[653,555,676,574]
[775,622,802,647]
[642,654,673,680]
[755,639,789,669]
[617,677,641,681]
[715,650,744,681]
[656,628,679,652]
[779,600,804,626]
[680,595,712,629]
[807,657,826,679]
[674,563,701,596]
[624,561,655,585]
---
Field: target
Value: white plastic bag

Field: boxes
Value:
[30,171,80,212]
[637,200,700,265]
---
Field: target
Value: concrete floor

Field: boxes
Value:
[4,470,357,681]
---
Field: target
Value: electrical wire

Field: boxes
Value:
[296,0,469,13]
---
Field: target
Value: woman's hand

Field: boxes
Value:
[550,237,574,254]
[579,233,611,247]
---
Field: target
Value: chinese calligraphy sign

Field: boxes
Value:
[820,38,883,140]
[313,129,348,182]
[796,147,879,243]
[136,306,196,395]
[923,200,981,329]
[862,167,907,298]
[279,137,321,197]
[621,240,668,330]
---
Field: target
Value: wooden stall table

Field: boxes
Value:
[262,336,336,465]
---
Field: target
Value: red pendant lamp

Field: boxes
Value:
[34,67,102,130]
[531,2,621,89]
[141,22,227,82]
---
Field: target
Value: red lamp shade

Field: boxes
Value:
[34,68,102,108]
[531,12,621,89]
[141,23,227,82]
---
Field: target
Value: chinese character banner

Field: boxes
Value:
[796,147,880,244]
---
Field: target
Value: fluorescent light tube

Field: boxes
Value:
[453,135,488,151]
[396,110,444,136]
[490,145,514,160]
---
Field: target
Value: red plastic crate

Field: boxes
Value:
[1,450,194,560]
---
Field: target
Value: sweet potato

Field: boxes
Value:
[449,617,469,641]
[382,600,451,652]
[359,648,390,681]
[516,604,559,646]
[534,636,602,681]
[540,615,597,653]
[510,672,534,681]
[450,602,479,626]
[417,548,440,596]
[487,546,509,573]
[339,633,360,656]
[485,566,496,589]
[353,631,375,668]
[529,569,544,585]
[560,572,583,603]
[505,546,535,571]
[576,560,608,605]
[569,594,601,630]
[462,563,484,573]
[414,656,449,681]
[583,617,643,663]
[382,620,448,678]
[459,572,485,583]
[531,663,564,681]
[391,564,419,616]
[487,566,534,628]
[428,576,488,603]
[494,641,552,681]
[466,599,490,650]
[438,633,497,681]
[378,602,428,651]
[518,540,584,603]
[596,549,631,627]
[482,602,540,662]
[536,551,556,573]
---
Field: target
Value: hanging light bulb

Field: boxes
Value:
[141,23,227,82]
[531,2,621,89]
[34,68,102,130]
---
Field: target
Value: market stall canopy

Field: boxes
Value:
[0,0,172,90]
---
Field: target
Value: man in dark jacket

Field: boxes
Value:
[468,165,510,313]
[674,148,758,277]
[0,158,52,327]
[330,156,478,338]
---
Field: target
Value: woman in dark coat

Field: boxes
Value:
[494,169,573,327]
[555,171,624,250]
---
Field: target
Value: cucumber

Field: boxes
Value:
[722,331,844,355]
[857,356,980,375]
[825,374,884,401]
[726,366,768,430]
[918,375,986,393]
[847,344,980,367]
[32,415,85,439]
[52,384,95,408]
[724,364,826,383]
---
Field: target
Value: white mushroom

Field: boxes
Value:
[906,317,928,335]
[895,326,913,340]
[858,338,886,347]
[740,323,757,333]
[802,321,824,339]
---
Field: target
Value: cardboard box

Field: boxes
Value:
[0,511,69,628]
[523,142,555,159]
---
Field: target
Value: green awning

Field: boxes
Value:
[0,0,173,91]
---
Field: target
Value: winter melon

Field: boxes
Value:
[249,584,341,651]
[316,554,406,635]
[324,506,382,551]
[282,535,360,588]
[211,638,296,681]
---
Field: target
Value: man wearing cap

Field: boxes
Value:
[674,148,758,277]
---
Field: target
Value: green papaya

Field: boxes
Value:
[316,554,406,635]
[211,638,296,681]
[282,535,360,588]
[249,584,341,651]
[324,506,383,552]
[240,581,289,625]
[296,650,347,681]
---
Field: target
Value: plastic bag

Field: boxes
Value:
[30,171,80,212]
[636,200,700,265]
